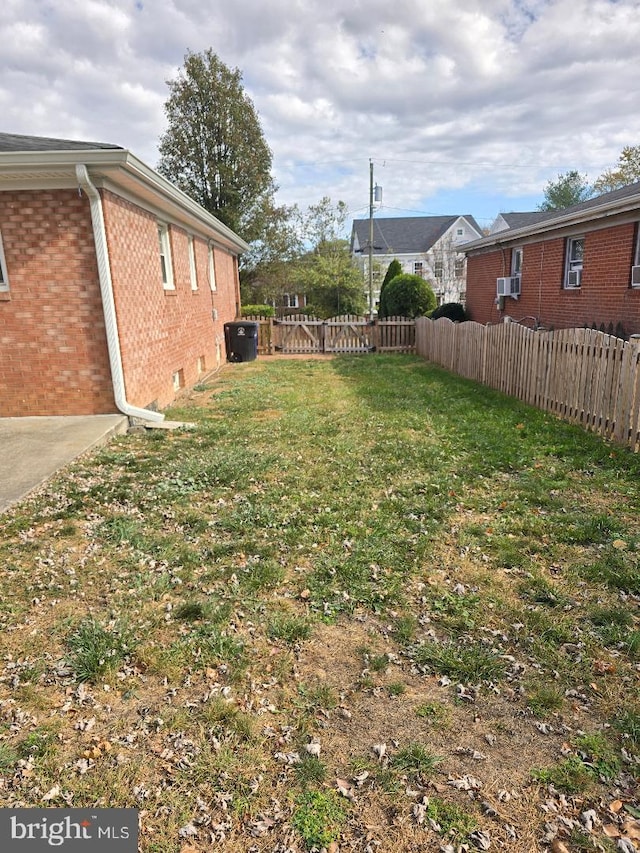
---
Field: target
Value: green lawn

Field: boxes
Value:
[1,355,638,852]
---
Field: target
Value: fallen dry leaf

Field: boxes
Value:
[623,819,640,841]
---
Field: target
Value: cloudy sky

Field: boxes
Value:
[2,0,640,232]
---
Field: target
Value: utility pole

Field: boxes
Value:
[368,159,374,316]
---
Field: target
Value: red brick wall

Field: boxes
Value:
[0,189,115,416]
[0,187,243,417]
[102,191,240,411]
[466,223,640,336]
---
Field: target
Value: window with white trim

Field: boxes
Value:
[564,237,584,288]
[511,247,523,277]
[158,224,174,290]
[208,244,217,291]
[188,236,198,291]
[632,226,640,288]
[0,230,9,292]
[284,293,299,308]
[414,261,424,277]
[454,256,465,277]
[434,259,444,279]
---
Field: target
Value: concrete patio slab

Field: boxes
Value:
[0,414,128,513]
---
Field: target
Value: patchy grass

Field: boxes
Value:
[1,354,640,852]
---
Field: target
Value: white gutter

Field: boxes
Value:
[75,164,164,423]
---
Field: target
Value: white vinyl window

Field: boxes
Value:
[564,236,584,288]
[158,224,174,290]
[632,226,640,288]
[284,293,299,308]
[188,236,198,291]
[414,261,424,277]
[511,247,523,277]
[0,230,9,292]
[454,256,465,277]
[434,259,444,279]
[208,244,217,291]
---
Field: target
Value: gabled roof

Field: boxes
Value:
[466,181,640,252]
[490,211,550,233]
[350,215,482,256]
[0,132,249,253]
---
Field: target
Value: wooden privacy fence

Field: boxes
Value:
[416,317,640,452]
[244,315,415,355]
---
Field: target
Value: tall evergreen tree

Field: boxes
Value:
[378,260,403,317]
[157,49,275,241]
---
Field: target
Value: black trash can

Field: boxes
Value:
[224,321,259,363]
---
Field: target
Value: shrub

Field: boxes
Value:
[378,259,403,311]
[430,302,467,322]
[241,304,274,317]
[378,273,436,318]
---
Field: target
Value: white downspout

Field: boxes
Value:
[75,164,164,423]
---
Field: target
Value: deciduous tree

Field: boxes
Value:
[593,145,640,194]
[538,170,593,211]
[157,49,275,241]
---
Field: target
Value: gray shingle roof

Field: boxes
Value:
[351,215,481,255]
[495,211,551,230]
[466,181,640,252]
[0,132,123,152]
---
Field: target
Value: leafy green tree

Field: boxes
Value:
[292,198,366,318]
[240,202,302,305]
[296,239,366,318]
[538,170,593,211]
[379,273,436,318]
[593,145,640,194]
[157,49,275,241]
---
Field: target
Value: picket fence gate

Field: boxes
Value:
[244,315,415,355]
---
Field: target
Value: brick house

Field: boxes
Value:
[464,183,640,337]
[0,132,248,419]
[350,215,482,311]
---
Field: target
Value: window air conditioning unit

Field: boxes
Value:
[632,265,640,286]
[496,275,521,298]
[567,270,582,288]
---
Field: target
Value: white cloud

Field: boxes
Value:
[1,0,640,225]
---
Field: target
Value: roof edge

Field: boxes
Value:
[0,147,250,254]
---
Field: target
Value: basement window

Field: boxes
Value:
[172,369,184,391]
[0,230,9,293]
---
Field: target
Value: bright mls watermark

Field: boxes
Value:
[0,809,138,851]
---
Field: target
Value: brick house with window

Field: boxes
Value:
[464,183,640,338]
[0,133,248,419]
